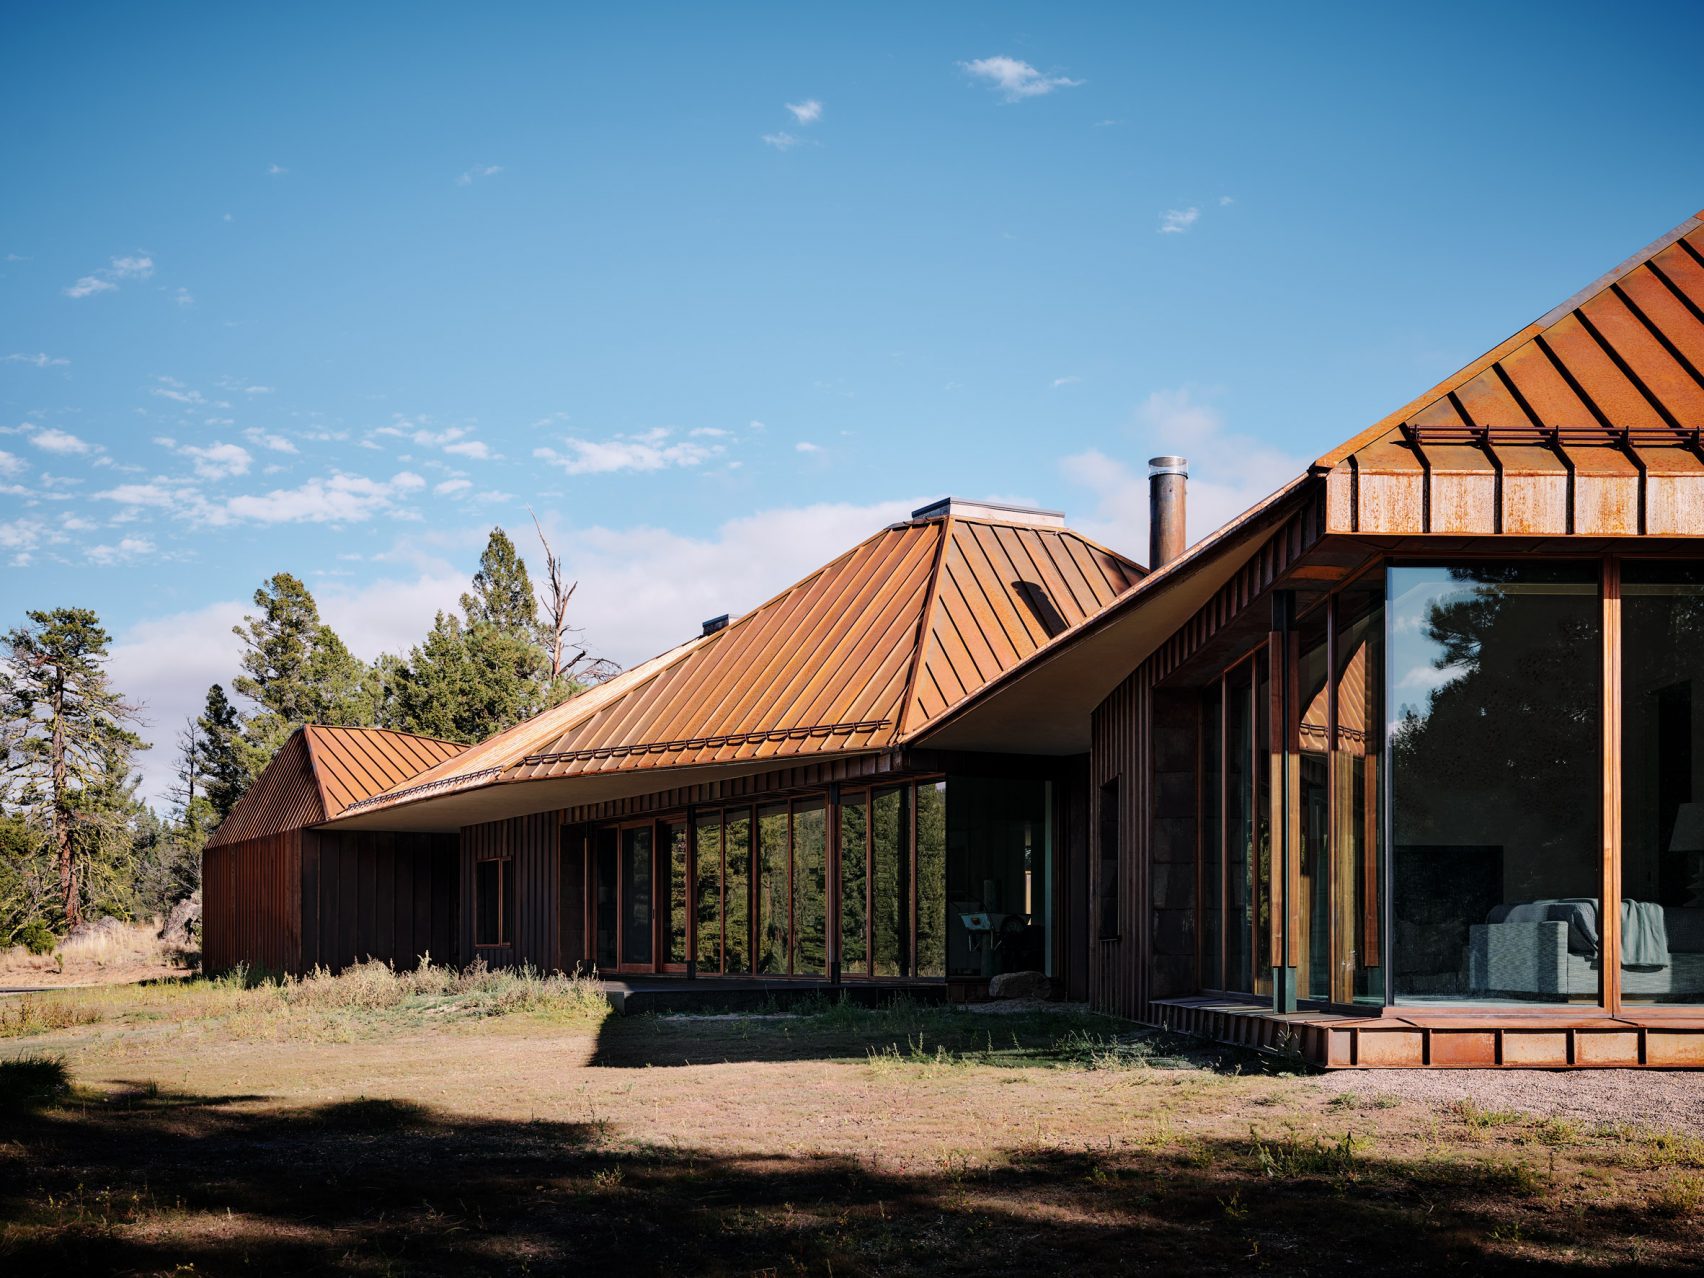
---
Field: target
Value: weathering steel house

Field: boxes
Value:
[208,209,1704,1068]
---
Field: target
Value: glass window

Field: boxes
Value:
[871,787,908,976]
[1333,578,1385,1005]
[1254,649,1273,998]
[662,820,689,967]
[724,809,751,974]
[945,776,1049,978]
[1097,778,1119,940]
[1201,684,1223,989]
[1620,562,1704,1005]
[1389,563,1601,1004]
[1295,615,1331,1001]
[793,800,827,975]
[840,793,868,975]
[757,803,789,974]
[594,830,617,970]
[694,813,723,973]
[476,858,509,947]
[620,825,653,967]
[1225,663,1253,992]
[916,782,946,977]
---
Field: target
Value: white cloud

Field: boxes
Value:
[243,385,275,395]
[442,439,491,460]
[0,516,46,550]
[31,427,92,455]
[455,164,503,186]
[172,287,194,306]
[153,383,206,405]
[87,536,155,565]
[0,449,24,477]
[1059,386,1305,562]
[267,163,287,175]
[242,428,298,454]
[180,441,252,480]
[64,275,116,299]
[434,477,473,496]
[762,131,802,151]
[1051,375,1081,388]
[221,471,424,524]
[535,428,720,476]
[795,441,822,454]
[959,56,1082,101]
[64,254,155,298]
[3,353,69,368]
[95,482,184,508]
[785,99,823,125]
[1219,195,1235,206]
[1159,207,1200,235]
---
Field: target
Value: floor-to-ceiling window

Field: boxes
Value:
[1333,575,1385,1005]
[943,776,1051,980]
[1388,563,1601,1004]
[1620,562,1704,1004]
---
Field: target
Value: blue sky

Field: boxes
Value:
[3,2,1702,801]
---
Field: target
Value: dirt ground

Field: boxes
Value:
[3,984,1703,1275]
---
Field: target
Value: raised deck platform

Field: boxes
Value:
[1150,996,1704,1069]
[598,976,949,1016]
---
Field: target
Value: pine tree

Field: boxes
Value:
[193,684,245,822]
[1,608,146,930]
[461,527,537,636]
[231,573,380,776]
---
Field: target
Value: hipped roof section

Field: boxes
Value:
[1321,211,1704,536]
[205,725,466,848]
[334,512,1142,825]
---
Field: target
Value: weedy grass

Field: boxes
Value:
[0,996,104,1038]
[0,1052,70,1111]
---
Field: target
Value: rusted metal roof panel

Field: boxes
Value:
[206,726,464,848]
[332,510,1142,821]
[1322,212,1704,536]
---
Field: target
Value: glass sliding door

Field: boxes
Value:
[1620,563,1704,1005]
[1225,663,1254,993]
[916,781,947,978]
[1332,576,1385,1005]
[594,829,618,972]
[661,819,689,969]
[871,786,909,976]
[1388,563,1601,1004]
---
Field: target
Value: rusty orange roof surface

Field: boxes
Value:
[206,725,467,847]
[337,506,1141,822]
[1321,210,1704,536]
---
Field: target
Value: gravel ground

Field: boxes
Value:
[1310,1065,1704,1132]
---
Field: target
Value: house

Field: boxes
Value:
[204,504,1143,1000]
[206,208,1704,1067]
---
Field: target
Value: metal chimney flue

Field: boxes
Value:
[1148,456,1188,570]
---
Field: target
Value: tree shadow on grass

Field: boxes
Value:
[3,1079,1697,1275]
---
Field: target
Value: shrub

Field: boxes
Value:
[18,919,57,956]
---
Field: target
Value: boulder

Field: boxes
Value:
[988,969,1052,1001]
[160,894,201,947]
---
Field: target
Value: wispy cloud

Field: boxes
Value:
[172,287,194,306]
[785,99,823,125]
[0,449,25,477]
[761,131,803,151]
[1158,207,1200,235]
[455,164,503,186]
[267,163,288,176]
[3,353,69,368]
[31,427,92,455]
[534,428,720,476]
[1219,195,1235,206]
[1051,375,1081,388]
[222,471,426,524]
[434,477,472,496]
[242,428,298,454]
[95,481,183,508]
[795,441,822,454]
[64,254,155,298]
[960,56,1082,102]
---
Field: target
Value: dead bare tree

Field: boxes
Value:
[529,509,622,693]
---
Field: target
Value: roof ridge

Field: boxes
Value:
[895,516,952,738]
[1314,210,1704,470]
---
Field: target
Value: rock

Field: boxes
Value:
[988,970,1052,1001]
[160,894,201,946]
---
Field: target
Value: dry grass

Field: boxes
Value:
[0,917,191,989]
[2,990,1702,1273]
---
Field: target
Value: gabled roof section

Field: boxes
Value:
[1320,211,1704,535]
[336,508,1141,823]
[205,725,466,848]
